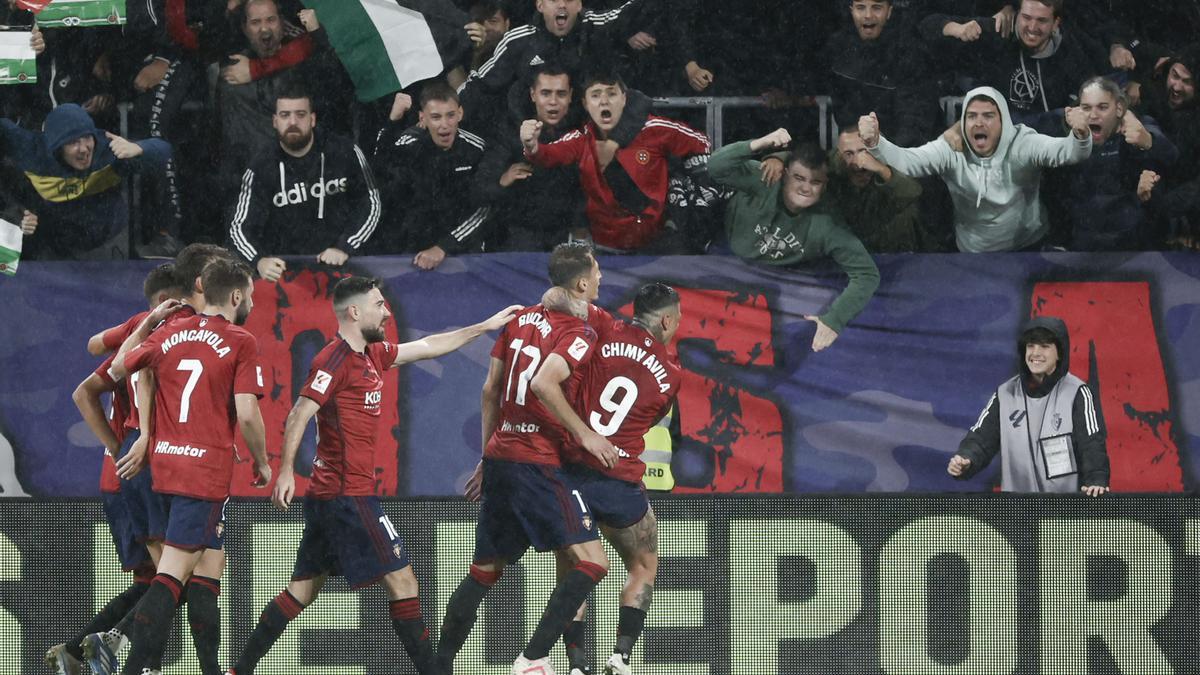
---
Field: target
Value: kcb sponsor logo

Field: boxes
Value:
[365,390,382,406]
[273,177,349,207]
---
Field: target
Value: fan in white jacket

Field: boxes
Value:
[858,86,1092,252]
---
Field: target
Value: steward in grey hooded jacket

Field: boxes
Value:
[952,316,1110,494]
[867,86,1091,252]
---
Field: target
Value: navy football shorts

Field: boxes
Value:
[117,430,168,543]
[564,463,649,530]
[473,458,599,563]
[101,490,151,571]
[292,496,411,589]
[163,495,227,551]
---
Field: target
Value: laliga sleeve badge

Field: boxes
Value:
[567,336,590,361]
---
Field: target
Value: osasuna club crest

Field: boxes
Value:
[582,515,593,530]
[393,543,404,559]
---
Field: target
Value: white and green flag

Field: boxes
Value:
[32,0,126,28]
[0,218,23,276]
[301,0,462,102]
[0,33,36,85]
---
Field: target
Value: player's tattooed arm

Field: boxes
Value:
[390,304,523,367]
[540,287,588,319]
[274,396,320,510]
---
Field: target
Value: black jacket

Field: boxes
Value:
[827,23,937,148]
[458,3,640,133]
[472,92,585,250]
[371,124,489,254]
[227,131,380,264]
[957,316,1110,488]
[920,13,1103,118]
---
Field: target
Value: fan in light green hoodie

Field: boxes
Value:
[864,86,1091,252]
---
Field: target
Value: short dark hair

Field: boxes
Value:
[202,258,253,306]
[420,82,460,109]
[633,283,679,319]
[143,263,185,303]
[1023,0,1063,19]
[469,0,505,23]
[785,142,828,172]
[275,80,313,111]
[530,62,571,87]
[1019,326,1061,351]
[175,244,233,295]
[580,71,626,94]
[547,241,595,287]
[966,94,1000,113]
[332,276,381,312]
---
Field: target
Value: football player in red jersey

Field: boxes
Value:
[80,243,239,675]
[83,259,271,675]
[47,264,184,675]
[551,282,682,675]
[438,241,621,675]
[226,276,519,675]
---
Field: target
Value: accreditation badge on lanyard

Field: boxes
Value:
[1039,433,1077,480]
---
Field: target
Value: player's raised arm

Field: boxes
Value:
[236,393,272,489]
[110,298,185,379]
[531,353,618,468]
[390,304,523,366]
[274,396,320,510]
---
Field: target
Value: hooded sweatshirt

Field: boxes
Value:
[955,316,1110,492]
[227,130,381,264]
[0,104,171,255]
[870,86,1091,252]
[709,140,880,334]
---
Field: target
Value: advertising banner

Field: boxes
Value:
[0,496,1196,674]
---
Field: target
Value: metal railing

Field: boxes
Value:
[650,95,834,150]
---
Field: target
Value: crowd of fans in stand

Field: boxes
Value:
[1,0,1198,267]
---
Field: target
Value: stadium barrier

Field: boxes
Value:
[1,495,1196,674]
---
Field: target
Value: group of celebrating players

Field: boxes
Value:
[49,240,681,675]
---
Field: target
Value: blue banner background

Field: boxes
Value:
[0,252,1196,497]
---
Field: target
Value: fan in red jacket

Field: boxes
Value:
[522,72,711,252]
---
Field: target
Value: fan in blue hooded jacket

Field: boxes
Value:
[1048,76,1178,251]
[948,316,1110,496]
[0,103,171,259]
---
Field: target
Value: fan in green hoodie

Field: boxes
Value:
[709,128,880,351]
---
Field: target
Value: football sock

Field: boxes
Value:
[437,565,501,661]
[563,619,588,671]
[121,573,183,674]
[389,597,439,675]
[232,590,305,675]
[524,561,606,661]
[614,606,646,660]
[186,576,222,675]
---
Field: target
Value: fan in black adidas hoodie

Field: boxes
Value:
[228,89,381,281]
[370,82,490,270]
